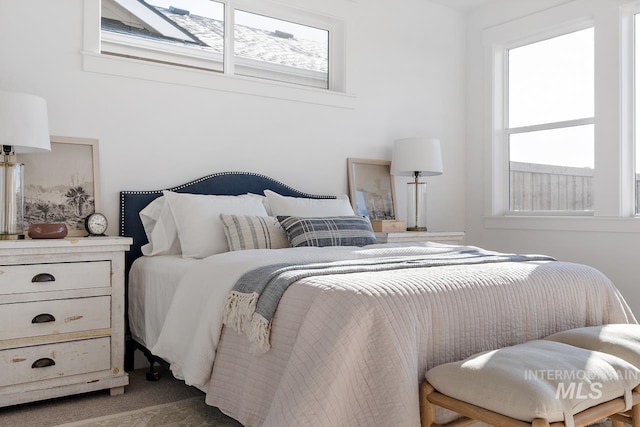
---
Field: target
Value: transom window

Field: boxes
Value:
[233,10,328,88]
[506,27,594,213]
[100,0,331,89]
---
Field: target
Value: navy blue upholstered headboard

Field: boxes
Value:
[119,171,333,273]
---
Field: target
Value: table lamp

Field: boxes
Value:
[0,91,51,239]
[391,137,443,231]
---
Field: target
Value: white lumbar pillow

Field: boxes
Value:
[264,190,354,217]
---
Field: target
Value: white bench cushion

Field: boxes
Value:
[545,324,640,368]
[425,340,640,427]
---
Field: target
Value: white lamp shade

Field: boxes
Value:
[391,137,443,177]
[0,91,51,153]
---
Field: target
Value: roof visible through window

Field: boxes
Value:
[101,0,329,87]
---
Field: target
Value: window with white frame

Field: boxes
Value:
[101,0,225,71]
[100,0,332,90]
[233,10,328,88]
[506,27,595,213]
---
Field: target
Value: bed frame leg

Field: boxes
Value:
[141,345,163,381]
[146,359,161,381]
[130,338,164,381]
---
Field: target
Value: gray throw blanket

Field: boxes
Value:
[222,248,555,354]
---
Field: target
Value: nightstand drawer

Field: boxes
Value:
[0,337,111,387]
[0,296,110,341]
[0,261,111,295]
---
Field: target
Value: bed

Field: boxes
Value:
[120,171,637,427]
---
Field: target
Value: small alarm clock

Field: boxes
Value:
[85,212,108,236]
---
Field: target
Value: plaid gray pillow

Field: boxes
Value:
[220,214,290,251]
[277,216,377,247]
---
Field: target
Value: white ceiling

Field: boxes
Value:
[430,0,493,11]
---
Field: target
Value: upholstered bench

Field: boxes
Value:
[420,339,640,427]
[545,324,640,368]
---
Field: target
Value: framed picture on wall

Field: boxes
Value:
[347,158,397,220]
[17,136,101,236]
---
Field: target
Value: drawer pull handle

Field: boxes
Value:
[32,313,56,324]
[32,273,55,283]
[31,358,55,369]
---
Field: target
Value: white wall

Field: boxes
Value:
[0,0,466,236]
[466,0,640,316]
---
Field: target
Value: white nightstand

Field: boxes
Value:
[375,231,465,245]
[0,236,132,407]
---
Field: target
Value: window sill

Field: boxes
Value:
[81,51,356,109]
[484,215,640,233]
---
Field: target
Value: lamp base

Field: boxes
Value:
[0,233,25,240]
[406,179,429,232]
[0,158,25,239]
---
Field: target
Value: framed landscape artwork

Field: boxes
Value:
[17,136,101,236]
[347,158,396,220]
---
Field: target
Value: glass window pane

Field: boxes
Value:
[508,28,594,128]
[101,0,224,71]
[234,10,329,88]
[509,125,594,211]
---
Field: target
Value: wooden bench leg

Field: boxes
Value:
[633,385,640,427]
[420,382,436,427]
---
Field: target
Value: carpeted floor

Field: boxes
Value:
[0,368,243,427]
[55,397,240,427]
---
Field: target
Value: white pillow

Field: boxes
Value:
[163,191,269,259]
[264,190,354,217]
[246,193,272,215]
[139,196,181,256]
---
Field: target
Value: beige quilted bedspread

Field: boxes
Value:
[204,255,636,426]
